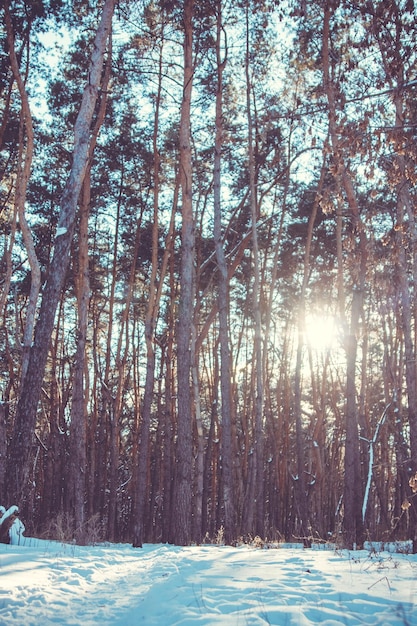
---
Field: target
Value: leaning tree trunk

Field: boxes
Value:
[5,0,115,510]
[4,0,40,383]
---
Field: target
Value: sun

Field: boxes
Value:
[304,313,339,353]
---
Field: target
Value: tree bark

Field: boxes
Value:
[3,0,40,383]
[391,93,417,476]
[243,1,264,537]
[0,401,6,503]
[69,28,112,544]
[213,0,236,544]
[5,0,115,509]
[293,158,326,544]
[173,0,195,546]
[322,4,366,548]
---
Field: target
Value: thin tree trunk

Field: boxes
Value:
[173,0,195,546]
[131,35,164,547]
[103,187,122,539]
[4,0,40,382]
[243,2,264,537]
[162,265,176,543]
[69,32,112,544]
[392,94,417,475]
[0,191,18,321]
[0,401,6,503]
[367,0,417,549]
[69,178,90,545]
[322,4,366,548]
[213,0,236,544]
[392,107,417,547]
[293,158,326,543]
[131,26,181,546]
[191,318,204,543]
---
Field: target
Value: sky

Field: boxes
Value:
[0,536,416,625]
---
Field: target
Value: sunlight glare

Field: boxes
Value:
[304,314,338,352]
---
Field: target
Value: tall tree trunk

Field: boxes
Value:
[69,177,90,545]
[392,96,417,547]
[365,0,417,549]
[131,36,164,547]
[213,0,236,544]
[0,9,24,317]
[173,0,195,546]
[131,25,181,546]
[322,4,366,548]
[5,0,115,509]
[4,0,40,383]
[162,255,176,543]
[0,401,6,503]
[391,85,417,473]
[243,1,264,537]
[191,317,204,543]
[293,158,326,543]
[69,32,112,544]
[103,187,122,539]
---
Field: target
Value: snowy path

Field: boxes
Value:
[0,541,416,625]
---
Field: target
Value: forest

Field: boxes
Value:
[0,0,417,550]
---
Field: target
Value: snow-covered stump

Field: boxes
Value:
[0,505,25,545]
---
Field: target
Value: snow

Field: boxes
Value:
[0,507,25,546]
[7,516,25,546]
[0,539,416,625]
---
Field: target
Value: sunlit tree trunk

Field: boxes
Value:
[4,0,40,383]
[5,0,115,509]
[0,6,22,318]
[69,33,112,544]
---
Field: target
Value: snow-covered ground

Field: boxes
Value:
[0,538,416,625]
